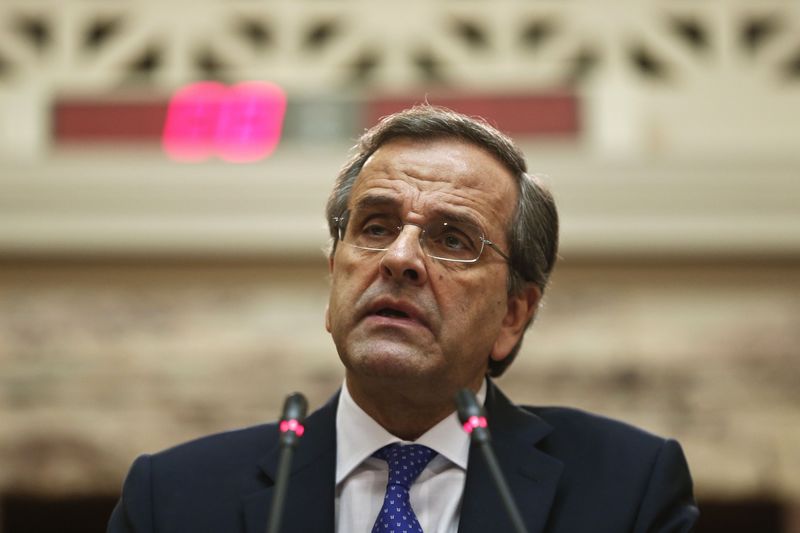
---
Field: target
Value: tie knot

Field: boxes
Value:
[373,443,436,489]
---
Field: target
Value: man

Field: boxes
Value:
[108,106,698,532]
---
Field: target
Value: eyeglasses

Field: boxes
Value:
[333,209,511,264]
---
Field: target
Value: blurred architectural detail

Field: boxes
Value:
[0,1,797,258]
[0,1,797,156]
[0,1,797,90]
[0,1,799,530]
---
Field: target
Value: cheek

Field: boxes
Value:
[441,275,506,331]
[473,277,509,324]
[327,270,347,327]
[328,255,372,322]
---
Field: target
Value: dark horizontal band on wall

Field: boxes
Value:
[54,99,168,142]
[52,92,580,143]
[365,93,580,137]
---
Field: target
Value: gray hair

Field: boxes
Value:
[326,105,558,376]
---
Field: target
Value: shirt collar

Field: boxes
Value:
[335,378,487,485]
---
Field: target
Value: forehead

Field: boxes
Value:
[349,138,518,229]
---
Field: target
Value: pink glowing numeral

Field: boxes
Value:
[216,82,287,162]
[162,82,226,161]
[162,81,287,162]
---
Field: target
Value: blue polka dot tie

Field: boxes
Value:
[371,443,437,533]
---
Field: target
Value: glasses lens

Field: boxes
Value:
[423,220,483,261]
[341,211,401,251]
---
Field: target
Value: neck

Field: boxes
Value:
[345,373,484,441]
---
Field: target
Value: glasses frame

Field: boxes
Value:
[332,211,512,265]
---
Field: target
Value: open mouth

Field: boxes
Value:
[375,308,410,319]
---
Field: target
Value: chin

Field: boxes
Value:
[343,343,438,380]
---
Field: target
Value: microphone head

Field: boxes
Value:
[455,388,481,423]
[455,388,490,442]
[278,392,308,446]
[281,392,308,422]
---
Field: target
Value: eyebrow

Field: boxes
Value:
[429,209,483,230]
[351,194,485,231]
[351,194,399,212]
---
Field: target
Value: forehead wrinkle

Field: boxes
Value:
[353,182,468,211]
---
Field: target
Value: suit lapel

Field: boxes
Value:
[243,392,339,533]
[458,382,563,533]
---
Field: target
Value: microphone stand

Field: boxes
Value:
[456,388,528,533]
[266,392,308,533]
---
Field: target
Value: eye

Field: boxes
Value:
[353,214,400,247]
[426,221,480,259]
[364,220,393,237]
[441,231,468,250]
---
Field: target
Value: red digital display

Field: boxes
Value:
[162,81,287,163]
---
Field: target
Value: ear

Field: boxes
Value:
[490,284,542,362]
[325,253,335,333]
[325,303,332,333]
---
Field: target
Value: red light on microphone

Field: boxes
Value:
[462,415,488,434]
[162,81,287,163]
[279,419,305,437]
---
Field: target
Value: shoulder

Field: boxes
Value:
[146,422,279,479]
[520,404,692,497]
[109,423,284,532]
[116,422,280,507]
[487,382,678,473]
[518,404,687,486]
[132,390,339,483]
[517,405,698,530]
[115,423,279,525]
[525,405,667,452]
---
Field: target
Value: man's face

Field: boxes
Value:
[326,137,532,399]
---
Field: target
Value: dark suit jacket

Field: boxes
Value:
[108,381,698,532]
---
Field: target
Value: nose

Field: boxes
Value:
[378,224,428,285]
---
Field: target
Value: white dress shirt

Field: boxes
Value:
[335,379,487,533]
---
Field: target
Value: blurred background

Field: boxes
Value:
[1,1,799,531]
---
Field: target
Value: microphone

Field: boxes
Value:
[266,392,308,533]
[456,388,528,533]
